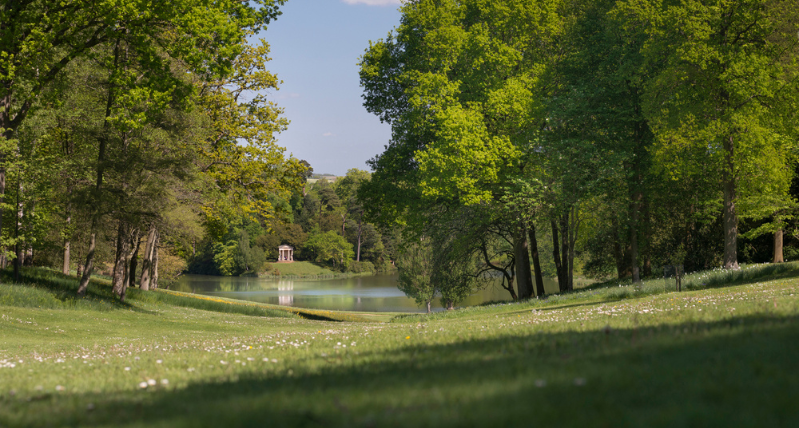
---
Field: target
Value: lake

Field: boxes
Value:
[172,274,561,313]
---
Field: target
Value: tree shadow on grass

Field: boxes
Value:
[581,262,799,294]
[6,313,799,428]
[2,267,150,313]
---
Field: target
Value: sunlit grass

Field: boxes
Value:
[395,262,799,323]
[1,264,798,427]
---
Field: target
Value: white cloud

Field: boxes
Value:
[323,132,335,137]
[341,0,402,6]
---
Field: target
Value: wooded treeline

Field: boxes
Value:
[359,0,799,304]
[0,0,312,299]
[186,169,398,276]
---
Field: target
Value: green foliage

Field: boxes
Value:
[346,261,376,274]
[396,239,436,310]
[304,230,355,270]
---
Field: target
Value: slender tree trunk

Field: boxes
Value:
[631,191,641,283]
[426,300,431,314]
[120,227,138,291]
[551,218,565,292]
[112,221,133,300]
[560,212,570,290]
[139,225,157,291]
[446,300,454,310]
[612,217,623,280]
[128,234,141,288]
[642,197,652,277]
[774,228,784,263]
[13,177,23,281]
[528,223,545,297]
[151,238,159,289]
[0,127,9,278]
[514,229,533,299]
[76,245,84,277]
[77,231,96,295]
[504,271,518,300]
[722,135,739,270]
[77,40,120,296]
[568,206,579,291]
[356,218,362,262]
[63,214,71,275]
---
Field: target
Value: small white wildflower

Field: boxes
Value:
[139,382,148,389]
[156,360,162,364]
[161,379,169,385]
[55,385,65,392]
[147,379,157,386]
[124,367,131,371]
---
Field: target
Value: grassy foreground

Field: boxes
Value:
[1,265,799,427]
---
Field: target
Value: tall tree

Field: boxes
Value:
[621,0,799,270]
[360,0,565,298]
[1,1,285,278]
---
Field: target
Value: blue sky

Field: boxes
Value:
[257,0,403,176]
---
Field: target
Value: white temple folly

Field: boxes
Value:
[277,245,294,263]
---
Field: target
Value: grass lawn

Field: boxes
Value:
[1,265,798,427]
[262,261,341,277]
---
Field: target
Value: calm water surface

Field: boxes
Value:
[173,274,560,313]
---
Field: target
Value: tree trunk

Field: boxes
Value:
[77,41,120,296]
[504,271,518,300]
[426,300,431,314]
[13,179,22,282]
[774,228,784,263]
[513,229,533,299]
[630,191,641,283]
[0,127,9,279]
[642,197,652,277]
[127,235,141,288]
[551,218,565,292]
[560,212,569,290]
[112,221,133,301]
[151,235,160,289]
[139,225,157,291]
[24,199,34,266]
[612,226,623,279]
[568,205,579,291]
[722,135,739,270]
[76,245,84,278]
[63,214,71,275]
[77,231,96,296]
[356,218,362,262]
[446,300,454,310]
[528,223,545,297]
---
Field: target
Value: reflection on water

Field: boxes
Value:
[277,281,293,306]
[173,274,560,313]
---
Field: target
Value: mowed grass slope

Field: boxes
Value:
[262,261,339,276]
[1,265,798,427]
